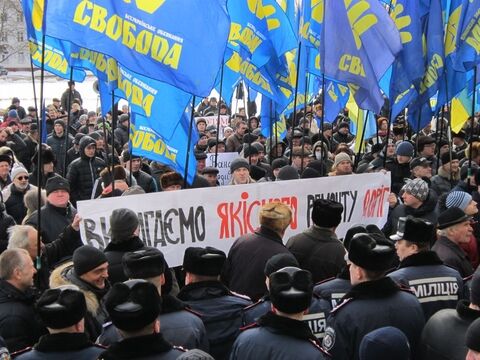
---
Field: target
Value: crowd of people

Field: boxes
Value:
[0,84,479,359]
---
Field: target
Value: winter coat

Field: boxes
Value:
[13,333,105,360]
[420,300,480,360]
[0,206,14,253]
[132,170,157,193]
[113,123,129,148]
[382,190,438,237]
[431,166,459,196]
[0,280,45,353]
[223,226,291,301]
[103,236,146,285]
[286,226,346,284]
[25,202,76,244]
[230,312,327,360]
[432,236,475,278]
[388,251,464,320]
[46,132,74,176]
[1,184,36,224]
[322,277,425,360]
[385,158,411,195]
[66,137,106,205]
[225,133,243,153]
[177,281,251,360]
[60,89,82,112]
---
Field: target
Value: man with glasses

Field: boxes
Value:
[1,166,35,224]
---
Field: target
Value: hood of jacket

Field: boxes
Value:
[79,136,96,160]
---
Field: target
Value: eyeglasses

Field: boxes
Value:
[16,176,28,181]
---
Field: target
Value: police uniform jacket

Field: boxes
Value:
[286,226,346,283]
[13,333,104,360]
[177,281,251,360]
[313,267,352,309]
[230,312,327,360]
[432,236,474,278]
[223,226,291,301]
[242,295,331,339]
[98,294,209,352]
[420,300,480,360]
[388,250,464,320]
[97,333,185,360]
[322,277,425,360]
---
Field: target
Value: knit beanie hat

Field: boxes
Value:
[440,151,459,165]
[395,141,414,157]
[230,158,250,173]
[73,245,108,276]
[401,178,429,202]
[446,191,472,212]
[10,165,28,180]
[359,327,410,360]
[333,152,353,168]
[276,165,299,181]
[110,208,139,242]
[466,318,480,352]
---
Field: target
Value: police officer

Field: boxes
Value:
[322,233,425,359]
[230,267,328,359]
[177,246,252,360]
[389,216,464,320]
[14,285,104,360]
[98,280,185,360]
[98,248,208,351]
[242,253,331,339]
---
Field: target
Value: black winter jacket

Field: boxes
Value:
[0,280,45,353]
[46,132,74,176]
[66,136,106,205]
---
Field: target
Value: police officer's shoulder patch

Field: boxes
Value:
[243,298,265,310]
[330,297,353,314]
[314,276,336,286]
[322,326,336,351]
[229,290,251,301]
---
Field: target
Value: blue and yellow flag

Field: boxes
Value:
[454,0,480,72]
[130,111,198,185]
[44,0,230,97]
[324,80,350,123]
[228,0,298,71]
[21,0,86,81]
[260,96,287,139]
[321,0,402,113]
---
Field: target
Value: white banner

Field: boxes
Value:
[78,173,391,267]
[206,152,239,185]
[197,115,230,138]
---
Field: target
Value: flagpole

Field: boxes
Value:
[184,96,196,188]
[357,111,369,168]
[29,57,39,123]
[36,33,47,276]
[111,94,117,194]
[127,109,133,186]
[290,42,302,166]
[63,67,74,177]
[468,66,478,171]
[436,107,445,173]
[269,99,273,166]
[100,115,112,181]
[320,73,326,163]
[300,63,309,174]
[243,83,252,165]
[215,64,224,168]
[383,108,392,168]
[415,112,422,157]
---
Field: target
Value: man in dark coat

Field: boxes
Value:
[382,178,438,237]
[113,114,129,149]
[223,202,293,301]
[60,81,83,112]
[231,267,328,359]
[103,208,144,285]
[0,249,45,352]
[286,199,346,283]
[433,207,475,277]
[14,286,105,360]
[25,176,76,244]
[178,246,251,360]
[420,270,480,360]
[66,136,105,205]
[322,233,425,359]
[46,119,74,176]
[99,280,186,360]
[98,248,208,352]
[122,152,157,193]
[385,140,413,195]
[1,166,35,224]
[388,216,464,320]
